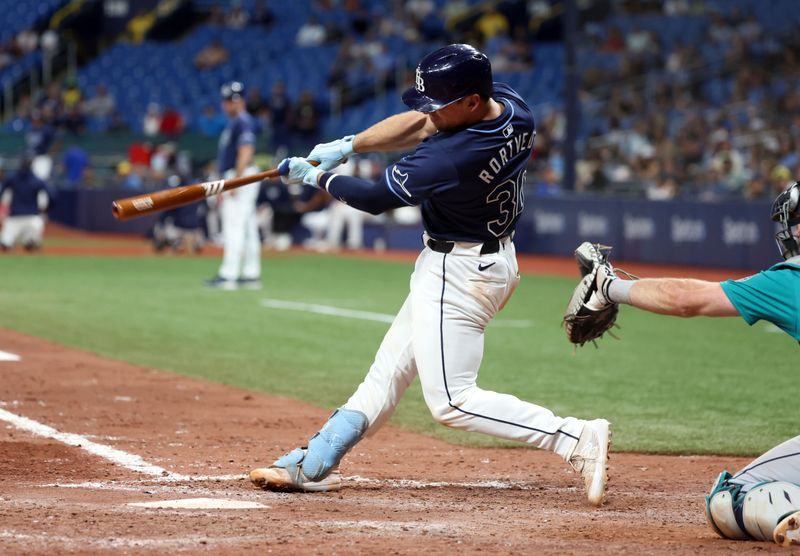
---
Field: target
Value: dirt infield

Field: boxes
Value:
[0,328,788,555]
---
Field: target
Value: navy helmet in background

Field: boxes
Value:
[220,81,245,101]
[402,44,493,114]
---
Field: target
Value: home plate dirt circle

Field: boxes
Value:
[128,498,268,509]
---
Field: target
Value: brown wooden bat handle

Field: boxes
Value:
[111,161,319,221]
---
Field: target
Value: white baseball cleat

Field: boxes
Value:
[774,510,800,546]
[250,466,341,492]
[569,418,611,507]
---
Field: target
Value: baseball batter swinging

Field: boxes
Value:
[250,44,611,506]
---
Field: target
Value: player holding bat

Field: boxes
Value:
[248,44,612,507]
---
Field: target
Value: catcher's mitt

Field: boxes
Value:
[563,243,619,348]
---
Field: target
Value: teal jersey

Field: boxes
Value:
[720,257,800,340]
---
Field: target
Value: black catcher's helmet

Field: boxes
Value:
[402,44,493,114]
[771,181,800,260]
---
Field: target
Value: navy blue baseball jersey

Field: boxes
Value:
[25,123,57,155]
[321,83,535,242]
[217,111,257,174]
[1,168,50,216]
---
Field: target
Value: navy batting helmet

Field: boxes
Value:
[220,81,245,101]
[402,44,493,114]
[772,181,800,259]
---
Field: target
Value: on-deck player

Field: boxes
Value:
[575,181,800,544]
[250,44,611,507]
[205,81,262,290]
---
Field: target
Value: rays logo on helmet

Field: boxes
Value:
[415,67,425,92]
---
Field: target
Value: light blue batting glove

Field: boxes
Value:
[307,135,355,171]
[277,157,323,188]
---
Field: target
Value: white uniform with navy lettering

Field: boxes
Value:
[326,84,587,459]
[217,112,261,281]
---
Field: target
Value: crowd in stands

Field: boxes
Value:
[0,28,59,73]
[6,0,800,206]
[530,0,800,202]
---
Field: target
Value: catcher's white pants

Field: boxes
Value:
[343,235,585,460]
[730,434,800,492]
[218,167,261,281]
[1,215,44,247]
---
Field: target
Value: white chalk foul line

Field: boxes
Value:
[0,350,20,362]
[0,406,189,480]
[261,298,531,328]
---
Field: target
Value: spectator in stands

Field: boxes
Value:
[494,28,534,72]
[296,16,327,47]
[197,105,226,137]
[288,90,320,151]
[226,1,250,29]
[16,30,37,54]
[744,176,771,201]
[107,111,127,134]
[143,103,161,136]
[61,145,90,189]
[150,143,176,183]
[60,102,87,136]
[0,46,12,71]
[128,141,153,167]
[83,83,116,123]
[475,6,510,42]
[267,81,291,154]
[61,75,81,110]
[602,26,625,52]
[159,106,184,137]
[535,167,562,197]
[246,86,265,116]
[405,0,435,21]
[647,174,679,200]
[116,160,144,190]
[36,83,63,119]
[194,38,229,70]
[40,29,58,58]
[128,9,156,44]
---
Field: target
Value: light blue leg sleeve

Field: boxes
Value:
[273,408,368,481]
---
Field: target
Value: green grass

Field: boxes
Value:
[0,253,793,455]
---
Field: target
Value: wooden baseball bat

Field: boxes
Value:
[111,161,318,220]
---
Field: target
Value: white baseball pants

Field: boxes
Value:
[343,236,585,460]
[730,434,800,491]
[1,215,44,247]
[218,167,261,281]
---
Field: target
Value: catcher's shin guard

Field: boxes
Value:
[706,473,800,541]
[705,471,750,540]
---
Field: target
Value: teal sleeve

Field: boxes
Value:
[720,268,800,340]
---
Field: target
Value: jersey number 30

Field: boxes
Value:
[486,170,525,237]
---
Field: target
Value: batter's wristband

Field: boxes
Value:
[318,172,336,191]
